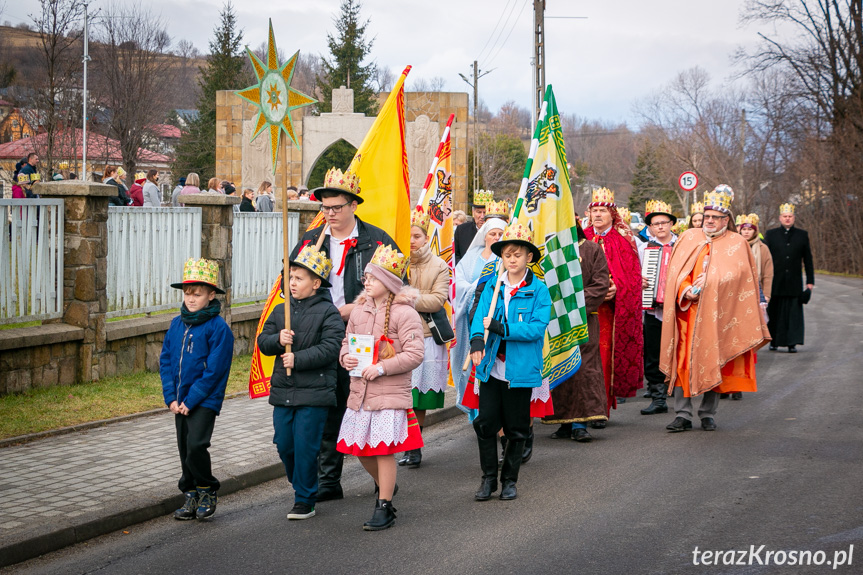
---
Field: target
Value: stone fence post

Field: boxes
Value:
[33,180,116,382]
[179,194,240,325]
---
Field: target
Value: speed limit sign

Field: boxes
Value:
[679,171,698,191]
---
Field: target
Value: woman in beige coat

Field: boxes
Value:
[397,213,451,468]
[338,244,425,531]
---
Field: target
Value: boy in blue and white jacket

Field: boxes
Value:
[160,258,234,521]
[469,224,551,503]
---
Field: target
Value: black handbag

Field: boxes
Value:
[421,308,454,345]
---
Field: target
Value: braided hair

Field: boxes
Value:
[378,292,396,360]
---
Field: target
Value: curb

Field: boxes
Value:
[0,404,463,568]
[0,391,248,449]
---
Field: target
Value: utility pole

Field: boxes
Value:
[82,3,91,181]
[534,0,545,125]
[459,61,492,196]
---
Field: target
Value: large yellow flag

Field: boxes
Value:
[350,65,412,254]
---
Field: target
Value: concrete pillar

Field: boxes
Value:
[179,194,241,325]
[33,180,117,382]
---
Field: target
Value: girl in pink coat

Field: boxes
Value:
[338,244,425,531]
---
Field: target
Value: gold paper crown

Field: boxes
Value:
[485,200,510,218]
[617,206,632,225]
[589,187,615,207]
[645,199,674,217]
[182,258,220,286]
[703,185,734,214]
[292,245,333,280]
[779,203,795,215]
[116,167,126,178]
[410,209,430,232]
[17,172,41,184]
[672,221,686,234]
[500,222,535,244]
[690,201,705,214]
[370,244,408,278]
[134,171,146,181]
[323,167,361,197]
[735,213,760,227]
[473,189,494,206]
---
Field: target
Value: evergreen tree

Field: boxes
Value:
[308,139,357,188]
[629,140,677,213]
[173,2,251,180]
[316,0,378,116]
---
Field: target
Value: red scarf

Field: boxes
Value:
[336,238,357,275]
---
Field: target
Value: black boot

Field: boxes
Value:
[475,434,499,501]
[550,423,572,439]
[499,439,525,500]
[398,449,422,468]
[521,427,534,463]
[641,399,668,415]
[363,499,396,531]
[498,435,507,465]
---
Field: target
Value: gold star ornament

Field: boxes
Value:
[235,19,317,172]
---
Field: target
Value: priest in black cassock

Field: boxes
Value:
[453,191,491,264]
[763,203,814,353]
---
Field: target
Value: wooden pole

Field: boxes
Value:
[283,188,292,375]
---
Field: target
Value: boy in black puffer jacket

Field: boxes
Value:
[258,246,344,520]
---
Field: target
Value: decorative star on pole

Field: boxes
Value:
[235,19,317,172]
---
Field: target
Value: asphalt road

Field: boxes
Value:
[9,274,863,575]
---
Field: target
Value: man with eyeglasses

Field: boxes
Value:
[637,200,678,415]
[290,167,398,502]
[659,186,770,433]
[454,190,490,264]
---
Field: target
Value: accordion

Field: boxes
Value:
[641,244,673,310]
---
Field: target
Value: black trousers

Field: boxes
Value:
[473,376,532,443]
[175,407,219,493]
[317,366,349,489]
[643,313,667,400]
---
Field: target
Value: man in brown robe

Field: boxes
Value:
[542,222,610,442]
[660,186,771,432]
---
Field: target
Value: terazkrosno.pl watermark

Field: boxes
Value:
[692,545,854,569]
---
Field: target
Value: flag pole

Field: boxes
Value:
[283,188,293,375]
[416,114,455,210]
[462,98,549,371]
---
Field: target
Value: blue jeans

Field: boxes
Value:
[273,406,329,505]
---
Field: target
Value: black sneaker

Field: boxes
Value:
[173,490,198,520]
[195,488,217,519]
[287,502,315,520]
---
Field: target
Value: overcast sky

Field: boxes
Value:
[4,0,782,124]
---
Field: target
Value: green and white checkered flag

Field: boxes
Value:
[509,85,588,389]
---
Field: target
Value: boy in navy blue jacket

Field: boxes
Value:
[469,223,551,502]
[257,247,344,520]
[160,258,234,520]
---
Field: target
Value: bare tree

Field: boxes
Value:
[29,0,85,175]
[92,2,175,177]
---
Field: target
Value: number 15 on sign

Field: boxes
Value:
[679,171,698,191]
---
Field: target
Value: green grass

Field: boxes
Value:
[0,320,41,330]
[0,354,254,440]
[815,269,863,279]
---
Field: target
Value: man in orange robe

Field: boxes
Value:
[659,186,771,432]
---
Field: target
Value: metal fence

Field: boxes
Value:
[232,212,299,303]
[0,199,65,324]
[106,207,202,318]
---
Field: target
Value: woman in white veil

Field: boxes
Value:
[452,218,507,416]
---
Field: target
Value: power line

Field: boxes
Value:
[484,0,530,68]
[475,0,515,64]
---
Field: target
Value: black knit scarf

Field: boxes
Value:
[180,299,222,326]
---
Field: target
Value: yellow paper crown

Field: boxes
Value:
[736,213,760,227]
[500,222,535,244]
[589,187,615,207]
[410,209,430,232]
[17,172,41,184]
[370,244,408,278]
[703,185,734,214]
[116,167,126,178]
[292,245,333,280]
[645,199,674,217]
[134,171,146,181]
[779,203,795,215]
[182,258,220,286]
[617,206,632,225]
[485,200,510,218]
[473,189,494,206]
[690,201,704,214]
[672,221,686,234]
[323,167,361,197]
